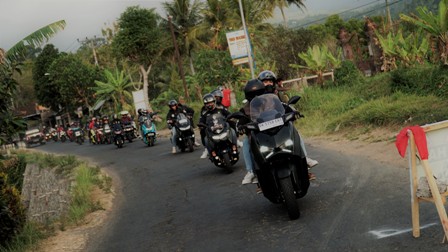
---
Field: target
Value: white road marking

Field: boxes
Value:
[369,223,438,239]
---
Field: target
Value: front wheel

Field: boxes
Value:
[279,177,300,220]
[188,139,194,152]
[223,154,233,173]
[148,137,154,147]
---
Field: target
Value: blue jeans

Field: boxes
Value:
[242,135,253,172]
[171,127,178,147]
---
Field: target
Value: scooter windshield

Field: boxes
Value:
[206,112,227,134]
[250,94,285,131]
[176,113,190,127]
[143,116,153,127]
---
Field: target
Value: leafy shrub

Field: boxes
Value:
[0,155,26,191]
[0,172,26,247]
[334,60,364,87]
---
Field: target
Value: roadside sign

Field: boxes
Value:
[226,30,249,65]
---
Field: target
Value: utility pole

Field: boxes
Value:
[385,0,392,29]
[167,15,190,100]
[238,0,255,79]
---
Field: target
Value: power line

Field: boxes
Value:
[295,0,404,28]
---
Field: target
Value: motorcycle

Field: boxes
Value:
[140,113,157,147]
[229,93,309,220]
[102,123,113,144]
[123,123,134,143]
[71,126,84,145]
[58,130,67,142]
[200,112,239,173]
[113,124,125,148]
[171,113,195,152]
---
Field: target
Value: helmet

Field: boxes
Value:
[244,79,265,101]
[258,70,277,83]
[113,114,118,120]
[137,108,143,116]
[211,89,223,103]
[92,117,96,121]
[168,100,178,108]
[203,94,216,111]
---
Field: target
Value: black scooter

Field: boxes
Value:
[199,111,239,173]
[173,113,195,152]
[230,94,309,220]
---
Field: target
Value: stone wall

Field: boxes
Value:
[21,164,72,223]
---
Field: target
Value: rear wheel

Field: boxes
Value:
[279,177,300,220]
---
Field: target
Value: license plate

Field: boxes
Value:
[258,118,283,131]
[147,132,155,136]
[75,131,81,136]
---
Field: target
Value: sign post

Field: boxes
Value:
[398,121,448,241]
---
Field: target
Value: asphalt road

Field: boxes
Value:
[35,135,448,252]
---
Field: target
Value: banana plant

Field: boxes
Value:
[290,45,341,86]
[400,0,448,64]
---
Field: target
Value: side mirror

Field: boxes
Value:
[287,96,301,105]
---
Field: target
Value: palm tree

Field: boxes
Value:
[92,69,135,113]
[400,0,448,64]
[200,0,240,50]
[264,0,306,27]
[163,0,206,74]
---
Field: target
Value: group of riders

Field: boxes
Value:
[165,69,319,184]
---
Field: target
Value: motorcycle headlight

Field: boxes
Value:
[284,139,293,147]
[212,131,229,140]
[260,145,270,153]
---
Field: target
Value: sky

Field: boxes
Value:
[0,0,378,52]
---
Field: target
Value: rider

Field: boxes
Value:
[258,70,318,169]
[198,94,233,158]
[111,114,123,142]
[88,117,99,144]
[166,100,187,154]
[211,88,228,110]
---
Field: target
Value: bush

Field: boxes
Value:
[334,60,364,87]
[0,155,26,191]
[391,64,448,97]
[0,172,26,247]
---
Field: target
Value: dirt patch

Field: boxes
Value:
[34,128,407,251]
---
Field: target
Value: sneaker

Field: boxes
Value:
[307,157,319,168]
[256,187,263,194]
[252,176,258,184]
[194,141,201,147]
[172,146,177,154]
[242,172,255,185]
[200,149,208,159]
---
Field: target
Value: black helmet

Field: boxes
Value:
[258,70,277,82]
[137,108,143,116]
[168,100,178,108]
[244,79,265,101]
[203,94,216,111]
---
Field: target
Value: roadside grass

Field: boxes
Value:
[1,151,110,252]
[293,73,448,140]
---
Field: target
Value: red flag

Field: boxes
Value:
[395,126,429,160]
